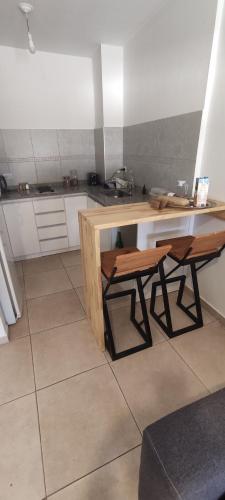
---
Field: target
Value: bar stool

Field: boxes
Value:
[150,230,225,338]
[101,245,171,360]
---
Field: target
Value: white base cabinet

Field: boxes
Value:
[2,195,113,260]
[65,196,88,248]
[3,201,40,258]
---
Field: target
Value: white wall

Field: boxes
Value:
[193,0,225,318]
[0,45,95,129]
[101,44,123,127]
[124,0,217,126]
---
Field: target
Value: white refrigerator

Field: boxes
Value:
[0,206,22,342]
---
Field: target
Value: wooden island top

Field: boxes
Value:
[80,200,225,230]
[79,199,225,351]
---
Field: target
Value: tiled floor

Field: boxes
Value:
[2,250,224,499]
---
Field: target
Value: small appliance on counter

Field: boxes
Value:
[63,176,71,188]
[87,172,99,186]
[18,182,30,193]
[0,175,7,197]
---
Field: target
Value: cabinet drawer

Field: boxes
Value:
[40,237,68,252]
[36,212,66,227]
[38,224,67,240]
[33,198,64,214]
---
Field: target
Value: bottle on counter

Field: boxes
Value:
[194,177,209,208]
[176,180,189,198]
[115,230,123,249]
[127,169,135,194]
[63,176,70,188]
[70,169,78,187]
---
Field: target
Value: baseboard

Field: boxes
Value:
[185,285,225,326]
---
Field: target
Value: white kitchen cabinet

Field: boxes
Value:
[64,196,88,247]
[3,201,40,258]
[33,197,64,213]
[87,197,98,209]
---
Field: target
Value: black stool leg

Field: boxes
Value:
[136,276,152,346]
[150,261,173,337]
[103,283,152,360]
[176,275,186,306]
[103,298,117,361]
[151,259,205,338]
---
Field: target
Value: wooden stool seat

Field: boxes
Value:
[157,231,225,262]
[101,247,140,278]
[101,245,172,279]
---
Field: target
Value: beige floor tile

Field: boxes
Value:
[112,342,208,430]
[32,320,107,389]
[153,290,216,333]
[60,250,81,268]
[66,265,84,287]
[0,394,45,500]
[22,254,63,275]
[9,301,29,340]
[25,268,72,299]
[104,304,165,361]
[37,364,141,495]
[49,446,141,500]
[15,260,23,277]
[0,337,34,405]
[28,289,85,334]
[171,323,225,392]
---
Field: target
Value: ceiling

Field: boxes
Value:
[0,0,167,57]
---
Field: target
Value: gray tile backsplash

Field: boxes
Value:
[95,127,123,182]
[35,159,61,184]
[0,129,96,186]
[9,160,37,185]
[124,111,202,193]
[104,127,123,179]
[31,130,59,158]
[2,130,34,159]
[94,128,105,182]
[57,130,95,157]
[0,113,201,190]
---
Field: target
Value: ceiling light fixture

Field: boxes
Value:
[19,2,36,54]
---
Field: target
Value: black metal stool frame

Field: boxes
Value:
[150,245,225,339]
[102,256,167,361]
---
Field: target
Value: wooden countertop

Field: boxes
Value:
[79,200,225,230]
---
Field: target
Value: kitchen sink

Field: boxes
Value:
[103,189,130,198]
[37,185,55,194]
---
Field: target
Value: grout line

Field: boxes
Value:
[168,340,210,394]
[29,129,38,184]
[29,315,86,337]
[46,443,141,499]
[26,286,79,303]
[27,298,48,498]
[35,361,108,393]
[73,287,86,315]
[0,390,36,409]
[9,332,30,342]
[108,362,143,437]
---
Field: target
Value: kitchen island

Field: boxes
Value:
[79,200,225,351]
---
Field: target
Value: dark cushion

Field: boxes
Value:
[139,389,225,500]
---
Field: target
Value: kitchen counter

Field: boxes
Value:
[0,183,149,206]
[79,199,225,351]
